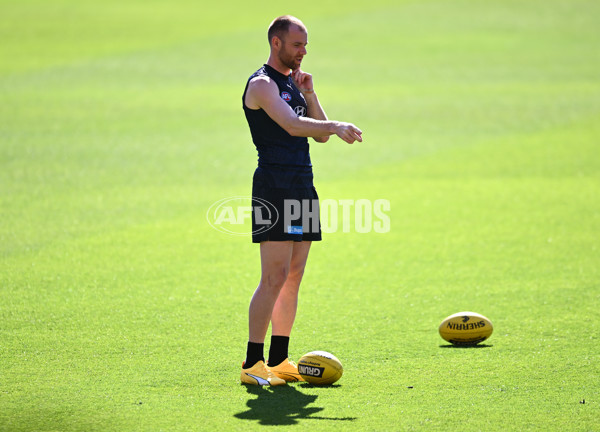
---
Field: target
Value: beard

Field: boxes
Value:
[278,46,301,70]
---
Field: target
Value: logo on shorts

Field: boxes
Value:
[206,196,278,236]
[294,106,306,117]
[287,225,303,235]
[281,91,292,102]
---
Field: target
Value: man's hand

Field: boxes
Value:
[334,122,363,144]
[291,70,363,144]
[292,69,314,93]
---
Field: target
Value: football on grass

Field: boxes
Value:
[298,351,343,385]
[439,311,493,346]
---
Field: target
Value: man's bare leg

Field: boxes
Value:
[248,241,294,343]
[271,241,312,336]
[243,243,292,386]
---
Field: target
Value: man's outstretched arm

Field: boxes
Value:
[245,76,363,144]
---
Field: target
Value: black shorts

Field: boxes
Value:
[251,168,322,243]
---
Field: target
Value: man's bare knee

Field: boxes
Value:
[260,265,290,292]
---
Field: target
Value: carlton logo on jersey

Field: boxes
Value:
[281,91,292,101]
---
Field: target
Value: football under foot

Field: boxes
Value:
[268,358,305,382]
[241,361,286,386]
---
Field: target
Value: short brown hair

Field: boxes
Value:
[268,15,306,46]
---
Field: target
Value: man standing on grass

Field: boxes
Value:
[240,15,363,386]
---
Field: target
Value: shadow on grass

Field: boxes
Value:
[439,344,493,349]
[234,384,357,425]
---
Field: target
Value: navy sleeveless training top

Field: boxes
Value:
[243,64,313,188]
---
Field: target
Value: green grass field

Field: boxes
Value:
[1,0,599,430]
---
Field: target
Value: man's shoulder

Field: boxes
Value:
[245,67,279,109]
[249,74,273,87]
[248,65,269,81]
[247,69,277,94]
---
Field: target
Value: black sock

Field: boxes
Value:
[244,342,264,369]
[267,335,290,367]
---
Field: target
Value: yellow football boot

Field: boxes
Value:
[269,358,305,382]
[241,361,286,386]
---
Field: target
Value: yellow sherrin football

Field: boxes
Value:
[297,351,343,385]
[439,311,493,346]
